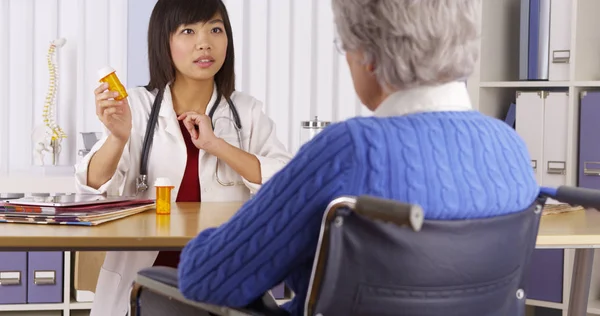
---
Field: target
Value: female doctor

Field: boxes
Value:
[73,0,292,315]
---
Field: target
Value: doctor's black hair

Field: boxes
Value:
[145,0,236,98]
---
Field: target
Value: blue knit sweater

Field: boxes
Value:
[178,111,540,315]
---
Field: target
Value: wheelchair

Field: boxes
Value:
[130,186,600,316]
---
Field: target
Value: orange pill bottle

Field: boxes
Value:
[156,214,171,234]
[154,177,175,215]
[98,66,128,100]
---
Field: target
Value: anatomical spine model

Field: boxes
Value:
[32,38,68,166]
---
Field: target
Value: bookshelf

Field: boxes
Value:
[466,0,600,315]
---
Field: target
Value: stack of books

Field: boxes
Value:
[0,195,155,226]
[542,204,584,216]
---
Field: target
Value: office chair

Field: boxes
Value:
[130,186,600,316]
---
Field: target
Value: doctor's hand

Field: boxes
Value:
[178,112,220,152]
[94,82,132,144]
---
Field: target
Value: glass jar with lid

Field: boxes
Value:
[300,116,331,146]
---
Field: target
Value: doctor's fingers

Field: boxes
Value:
[96,100,125,114]
[177,111,203,121]
[95,90,123,103]
[186,113,211,126]
[94,82,109,95]
[182,117,199,139]
[190,116,213,133]
[180,113,206,126]
[96,101,127,117]
[98,106,124,117]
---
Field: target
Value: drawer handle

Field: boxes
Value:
[531,160,537,170]
[584,161,600,176]
[0,271,21,286]
[34,271,56,285]
[552,49,570,64]
[547,161,566,175]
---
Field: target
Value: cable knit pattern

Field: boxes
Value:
[178,110,540,316]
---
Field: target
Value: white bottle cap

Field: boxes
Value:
[154,177,173,187]
[97,66,116,81]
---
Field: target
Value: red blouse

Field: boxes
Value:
[153,121,201,268]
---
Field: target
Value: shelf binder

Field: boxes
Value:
[519,0,530,80]
[520,0,552,80]
[579,92,600,189]
[548,0,572,81]
[504,103,516,128]
[0,252,27,304]
[542,91,569,188]
[27,252,64,303]
[516,91,545,184]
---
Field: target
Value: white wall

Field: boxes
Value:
[126,0,154,88]
[0,0,128,179]
[0,0,363,191]
[223,0,368,153]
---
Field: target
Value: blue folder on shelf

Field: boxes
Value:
[504,103,516,128]
[520,0,551,80]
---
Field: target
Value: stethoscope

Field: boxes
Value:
[136,87,243,195]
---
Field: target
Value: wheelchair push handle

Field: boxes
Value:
[541,186,600,209]
[355,195,424,232]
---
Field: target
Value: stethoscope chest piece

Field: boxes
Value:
[136,174,149,195]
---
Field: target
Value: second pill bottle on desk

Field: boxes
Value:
[154,177,174,215]
[97,66,128,100]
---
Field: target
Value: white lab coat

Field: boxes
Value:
[74,83,293,316]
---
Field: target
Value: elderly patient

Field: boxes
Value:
[177,0,539,315]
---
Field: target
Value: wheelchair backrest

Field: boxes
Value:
[305,196,544,316]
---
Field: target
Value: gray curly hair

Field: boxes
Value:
[332,0,480,91]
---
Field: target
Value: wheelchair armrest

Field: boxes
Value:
[541,185,600,209]
[355,195,424,231]
[134,266,289,316]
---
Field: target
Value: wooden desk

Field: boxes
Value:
[537,208,600,316]
[2,202,597,250]
[537,208,600,248]
[0,202,242,251]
